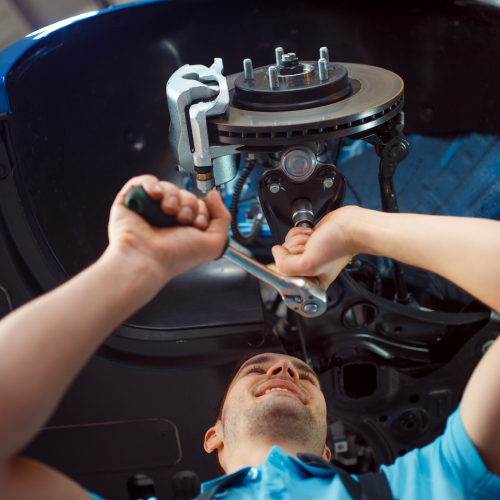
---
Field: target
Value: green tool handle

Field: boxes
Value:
[125,186,180,228]
[125,186,230,253]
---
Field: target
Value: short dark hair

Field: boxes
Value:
[212,351,262,474]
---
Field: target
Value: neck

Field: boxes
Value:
[223,437,315,474]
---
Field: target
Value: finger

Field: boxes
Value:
[176,189,199,224]
[284,226,313,243]
[288,244,306,255]
[273,245,317,277]
[205,190,231,235]
[193,199,210,230]
[157,182,181,215]
[114,175,160,207]
[272,244,291,265]
[282,233,310,250]
[201,191,231,258]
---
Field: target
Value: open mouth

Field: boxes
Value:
[263,387,294,395]
[256,383,305,403]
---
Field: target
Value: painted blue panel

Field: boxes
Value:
[0,0,170,113]
[338,132,500,301]
[338,133,500,221]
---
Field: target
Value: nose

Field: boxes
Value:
[267,359,298,381]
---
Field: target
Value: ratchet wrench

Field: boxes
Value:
[125,187,328,318]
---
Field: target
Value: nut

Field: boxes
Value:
[322,177,334,189]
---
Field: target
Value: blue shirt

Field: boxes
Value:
[89,406,500,500]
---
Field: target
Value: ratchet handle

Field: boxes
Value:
[125,186,231,254]
[125,186,181,227]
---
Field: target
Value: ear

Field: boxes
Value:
[322,445,331,462]
[204,422,223,454]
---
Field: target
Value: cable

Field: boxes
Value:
[333,137,343,165]
[346,179,363,207]
[294,311,311,367]
[333,138,363,207]
[230,160,263,246]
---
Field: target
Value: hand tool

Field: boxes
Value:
[125,187,328,318]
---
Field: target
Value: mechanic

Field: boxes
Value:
[0,175,499,500]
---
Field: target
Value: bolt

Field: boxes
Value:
[266,175,282,193]
[389,143,407,159]
[319,46,329,65]
[334,440,348,453]
[292,198,314,227]
[269,182,280,194]
[243,58,254,80]
[318,58,328,81]
[275,47,284,66]
[281,53,298,66]
[303,303,319,314]
[323,177,334,188]
[268,66,279,89]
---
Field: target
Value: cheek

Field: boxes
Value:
[312,389,328,415]
[222,382,251,417]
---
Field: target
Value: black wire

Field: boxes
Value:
[334,138,363,207]
[238,194,258,204]
[333,137,343,165]
[294,312,311,367]
[230,160,263,246]
[346,179,363,207]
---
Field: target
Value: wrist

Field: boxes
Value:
[341,206,390,257]
[97,244,172,306]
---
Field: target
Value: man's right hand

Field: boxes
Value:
[272,206,359,289]
[106,175,231,295]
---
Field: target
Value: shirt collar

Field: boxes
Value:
[201,446,335,492]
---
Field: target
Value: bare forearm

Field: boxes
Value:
[0,248,165,460]
[276,207,500,472]
[352,210,500,471]
[352,209,500,312]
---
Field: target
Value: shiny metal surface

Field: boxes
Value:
[291,198,314,227]
[281,145,317,181]
[275,47,284,67]
[278,62,315,83]
[268,65,279,89]
[320,46,329,65]
[223,242,327,318]
[212,154,238,186]
[167,59,240,175]
[318,58,328,80]
[208,63,404,144]
[243,58,254,80]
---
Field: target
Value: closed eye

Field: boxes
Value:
[245,365,266,375]
[299,373,317,384]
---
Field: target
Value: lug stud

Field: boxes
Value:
[275,47,284,66]
[243,58,254,80]
[268,66,279,89]
[319,46,329,65]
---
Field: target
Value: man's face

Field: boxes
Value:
[206,353,329,471]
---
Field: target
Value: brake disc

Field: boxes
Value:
[208,62,404,147]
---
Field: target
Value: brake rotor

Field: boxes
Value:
[208,62,404,147]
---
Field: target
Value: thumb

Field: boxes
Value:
[272,244,297,275]
[205,189,231,234]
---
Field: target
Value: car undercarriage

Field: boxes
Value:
[0,1,499,499]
